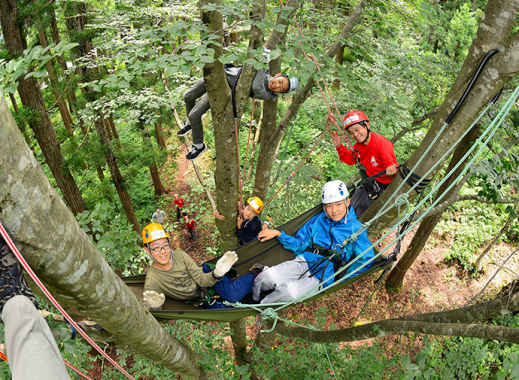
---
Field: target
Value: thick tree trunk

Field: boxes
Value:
[0,98,214,380]
[0,0,86,215]
[253,1,366,200]
[275,291,519,344]
[385,126,481,292]
[200,0,239,250]
[362,0,519,234]
[230,318,249,365]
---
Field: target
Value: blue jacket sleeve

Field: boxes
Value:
[345,230,375,277]
[278,218,314,255]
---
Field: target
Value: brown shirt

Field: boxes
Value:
[144,249,217,300]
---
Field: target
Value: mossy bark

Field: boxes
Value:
[0,97,213,379]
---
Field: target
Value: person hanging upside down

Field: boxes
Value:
[253,180,375,304]
[141,223,259,309]
[329,110,398,217]
[179,65,299,160]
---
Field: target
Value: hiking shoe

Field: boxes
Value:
[0,235,38,311]
[177,121,192,137]
[186,143,206,160]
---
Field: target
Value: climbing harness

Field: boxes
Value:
[0,223,136,380]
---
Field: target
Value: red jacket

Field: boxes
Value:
[185,220,196,230]
[174,198,184,208]
[336,132,397,185]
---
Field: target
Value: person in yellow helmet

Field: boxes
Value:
[141,223,257,309]
[213,196,264,246]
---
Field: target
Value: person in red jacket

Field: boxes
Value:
[329,110,398,217]
[173,193,185,220]
[184,215,197,241]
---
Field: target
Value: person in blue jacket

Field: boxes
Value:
[253,180,375,304]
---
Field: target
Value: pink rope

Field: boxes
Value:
[0,223,135,380]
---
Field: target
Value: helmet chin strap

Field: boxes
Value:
[359,123,370,144]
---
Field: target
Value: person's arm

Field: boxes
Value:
[180,251,219,287]
[277,219,313,254]
[345,229,375,278]
[378,137,398,175]
[336,145,357,165]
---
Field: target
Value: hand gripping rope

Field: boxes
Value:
[0,223,135,380]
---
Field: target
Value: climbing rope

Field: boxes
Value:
[0,223,135,380]
[226,83,519,330]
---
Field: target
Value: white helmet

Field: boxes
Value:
[321,180,349,204]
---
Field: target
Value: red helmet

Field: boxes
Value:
[343,110,369,130]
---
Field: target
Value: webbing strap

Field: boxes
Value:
[0,223,135,380]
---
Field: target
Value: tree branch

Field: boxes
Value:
[276,0,366,138]
[390,107,439,143]
[422,194,519,218]
[274,292,519,344]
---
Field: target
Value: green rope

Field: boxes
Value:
[226,85,519,329]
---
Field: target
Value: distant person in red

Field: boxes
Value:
[329,110,398,217]
[184,215,197,241]
[173,193,185,220]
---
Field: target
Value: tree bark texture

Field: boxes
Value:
[0,0,86,216]
[200,0,239,250]
[0,97,214,379]
[362,0,519,234]
[385,126,482,292]
[154,123,167,149]
[275,291,519,344]
[253,1,366,200]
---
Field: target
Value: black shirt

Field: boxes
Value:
[236,216,262,245]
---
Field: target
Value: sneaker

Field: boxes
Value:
[0,235,38,311]
[249,263,267,277]
[177,121,192,137]
[186,143,206,160]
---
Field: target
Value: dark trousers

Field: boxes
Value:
[351,182,389,217]
[184,79,210,145]
[202,264,254,304]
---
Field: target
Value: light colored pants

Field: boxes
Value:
[2,295,71,380]
[252,257,320,304]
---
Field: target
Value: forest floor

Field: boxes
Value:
[161,135,519,358]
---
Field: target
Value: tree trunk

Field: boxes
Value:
[64,1,141,230]
[253,1,366,200]
[0,0,86,215]
[362,0,519,234]
[37,26,74,134]
[230,318,249,365]
[385,126,482,292]
[0,98,214,379]
[200,0,240,251]
[154,122,167,149]
[275,291,519,344]
[95,116,141,232]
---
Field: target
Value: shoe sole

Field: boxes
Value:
[177,130,192,137]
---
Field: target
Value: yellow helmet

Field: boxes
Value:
[142,223,169,246]
[247,196,264,214]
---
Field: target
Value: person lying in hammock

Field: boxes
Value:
[141,223,260,309]
[178,64,299,160]
[253,180,375,304]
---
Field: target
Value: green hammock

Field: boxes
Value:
[123,205,392,322]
